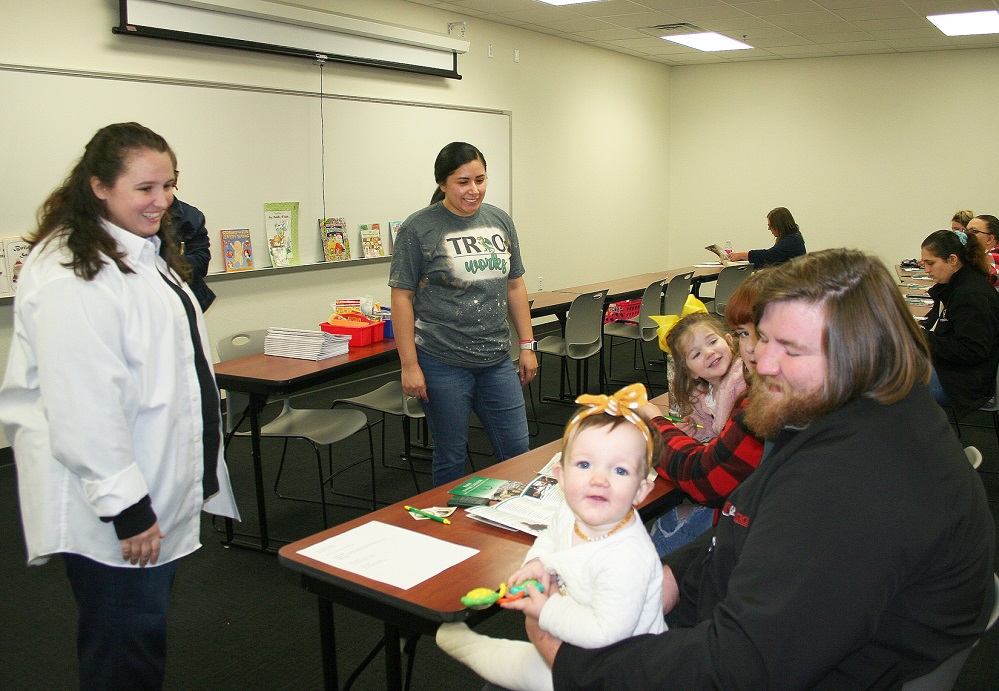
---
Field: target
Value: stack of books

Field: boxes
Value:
[263,328,350,361]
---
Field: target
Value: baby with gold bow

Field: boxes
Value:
[436,383,667,691]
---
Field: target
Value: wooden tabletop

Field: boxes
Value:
[279,440,680,624]
[526,265,725,318]
[214,339,399,395]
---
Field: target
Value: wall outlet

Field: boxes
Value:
[488,44,494,58]
[538,276,543,291]
[514,49,520,63]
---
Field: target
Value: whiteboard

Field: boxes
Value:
[0,67,511,274]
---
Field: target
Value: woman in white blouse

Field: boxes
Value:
[0,122,239,690]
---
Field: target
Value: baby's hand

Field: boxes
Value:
[507,558,547,587]
[500,580,550,619]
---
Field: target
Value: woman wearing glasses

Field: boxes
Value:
[725,207,805,268]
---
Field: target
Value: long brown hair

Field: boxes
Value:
[767,207,801,241]
[30,122,190,282]
[667,313,737,415]
[753,249,930,408]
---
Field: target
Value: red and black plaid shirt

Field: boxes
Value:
[651,398,764,508]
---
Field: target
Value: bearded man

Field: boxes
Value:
[527,249,995,689]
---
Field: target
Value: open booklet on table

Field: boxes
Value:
[463,453,565,537]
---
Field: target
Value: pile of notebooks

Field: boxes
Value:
[263,327,350,361]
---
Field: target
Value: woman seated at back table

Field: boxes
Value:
[919,229,999,418]
[727,207,805,267]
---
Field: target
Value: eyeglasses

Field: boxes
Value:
[969,229,993,237]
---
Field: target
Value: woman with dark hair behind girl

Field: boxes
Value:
[0,122,239,690]
[919,229,999,417]
[389,142,535,486]
[727,207,806,267]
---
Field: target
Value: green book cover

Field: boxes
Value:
[264,201,300,267]
[449,476,526,501]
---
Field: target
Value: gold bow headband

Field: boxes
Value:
[649,295,709,354]
[563,383,655,471]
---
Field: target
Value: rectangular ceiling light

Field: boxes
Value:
[662,32,753,51]
[927,10,999,36]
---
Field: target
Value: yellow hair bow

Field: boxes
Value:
[650,295,709,354]
[563,383,654,470]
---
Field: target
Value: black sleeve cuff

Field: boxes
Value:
[100,495,157,540]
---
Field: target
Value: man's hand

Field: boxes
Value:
[663,564,680,614]
[526,615,563,668]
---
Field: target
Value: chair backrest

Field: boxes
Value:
[900,572,999,690]
[662,272,694,317]
[713,265,752,316]
[217,329,267,361]
[982,360,999,411]
[565,289,607,359]
[217,330,268,434]
[636,278,668,342]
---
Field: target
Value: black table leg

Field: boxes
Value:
[318,598,339,690]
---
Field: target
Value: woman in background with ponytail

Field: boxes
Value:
[919,229,999,417]
[389,142,534,486]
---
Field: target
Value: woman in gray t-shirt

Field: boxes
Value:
[389,142,536,486]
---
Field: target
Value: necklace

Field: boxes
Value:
[573,509,634,542]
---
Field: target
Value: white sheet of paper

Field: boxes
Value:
[296,520,479,590]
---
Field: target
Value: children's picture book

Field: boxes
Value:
[359,223,385,258]
[3,236,30,294]
[220,228,254,272]
[463,456,567,537]
[388,221,402,253]
[449,476,527,502]
[320,217,351,262]
[264,201,300,268]
[0,241,9,296]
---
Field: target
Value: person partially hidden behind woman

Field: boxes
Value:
[727,206,805,267]
[951,209,974,232]
[920,229,999,418]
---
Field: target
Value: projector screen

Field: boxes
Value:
[115,0,465,78]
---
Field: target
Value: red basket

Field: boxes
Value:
[604,298,642,324]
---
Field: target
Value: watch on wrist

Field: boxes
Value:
[519,339,538,351]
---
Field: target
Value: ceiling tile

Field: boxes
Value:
[402,0,999,66]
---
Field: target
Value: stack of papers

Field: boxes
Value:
[264,327,350,360]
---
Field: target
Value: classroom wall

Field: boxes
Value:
[0,0,671,447]
[2,1,998,448]
[666,48,999,268]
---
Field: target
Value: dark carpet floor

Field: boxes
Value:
[1,334,998,690]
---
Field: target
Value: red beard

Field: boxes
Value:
[743,374,830,439]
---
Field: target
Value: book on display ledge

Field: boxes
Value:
[320,217,351,261]
[220,228,254,272]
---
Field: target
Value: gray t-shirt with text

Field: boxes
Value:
[388,202,525,367]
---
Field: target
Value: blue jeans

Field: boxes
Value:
[650,505,715,558]
[418,351,530,486]
[929,368,952,407]
[63,553,178,691]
